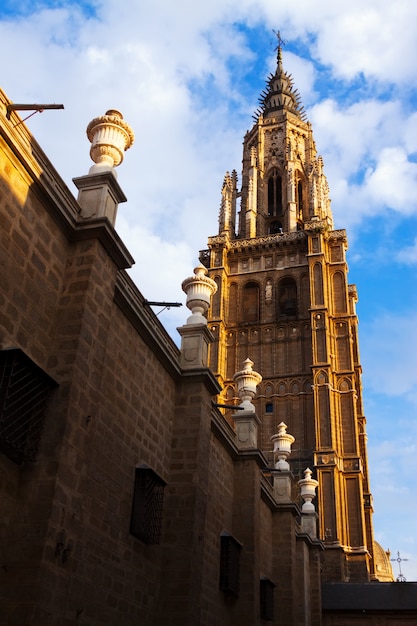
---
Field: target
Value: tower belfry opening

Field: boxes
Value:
[200,42,382,584]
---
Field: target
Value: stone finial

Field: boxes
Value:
[181,264,217,325]
[233,358,262,413]
[271,422,295,471]
[86,109,134,175]
[298,468,319,513]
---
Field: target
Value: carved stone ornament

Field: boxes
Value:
[298,468,319,513]
[87,110,134,174]
[181,264,217,325]
[233,358,262,412]
[271,422,295,471]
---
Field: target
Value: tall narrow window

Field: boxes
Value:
[241,282,260,322]
[297,181,303,216]
[260,578,276,621]
[219,532,242,595]
[278,278,297,317]
[267,169,282,216]
[130,465,166,544]
[0,349,56,464]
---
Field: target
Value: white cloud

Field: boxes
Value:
[397,238,417,264]
[364,147,417,215]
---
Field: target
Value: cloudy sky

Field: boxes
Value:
[1,0,416,580]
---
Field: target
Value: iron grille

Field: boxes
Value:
[0,349,56,464]
[219,532,242,595]
[260,577,276,621]
[130,465,166,545]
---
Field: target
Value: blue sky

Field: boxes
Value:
[1,0,416,580]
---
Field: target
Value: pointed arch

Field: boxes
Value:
[338,378,356,454]
[313,263,324,306]
[228,283,238,324]
[332,271,347,314]
[211,276,221,317]
[267,168,283,216]
[315,370,331,448]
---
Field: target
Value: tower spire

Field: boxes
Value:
[200,43,380,583]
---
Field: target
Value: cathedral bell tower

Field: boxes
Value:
[200,43,380,583]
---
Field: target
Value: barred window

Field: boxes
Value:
[260,577,276,621]
[0,349,56,464]
[219,532,242,595]
[130,465,166,545]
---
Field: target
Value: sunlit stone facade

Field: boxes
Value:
[201,45,380,583]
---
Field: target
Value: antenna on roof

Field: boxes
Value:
[6,103,64,126]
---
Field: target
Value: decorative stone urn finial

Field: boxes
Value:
[86,109,134,175]
[271,422,295,471]
[298,468,319,513]
[181,264,217,325]
[233,358,262,413]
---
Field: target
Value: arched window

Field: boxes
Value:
[241,282,260,322]
[278,277,297,317]
[267,169,282,216]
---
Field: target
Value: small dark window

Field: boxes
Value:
[268,220,283,235]
[219,532,242,595]
[242,282,260,322]
[260,577,276,621]
[130,465,166,545]
[265,402,273,414]
[278,278,297,317]
[0,349,56,464]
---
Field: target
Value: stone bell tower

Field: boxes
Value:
[200,42,380,583]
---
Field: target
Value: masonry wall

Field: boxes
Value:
[0,107,178,625]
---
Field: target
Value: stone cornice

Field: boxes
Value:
[114,270,181,378]
[71,218,134,269]
[208,231,306,251]
[179,368,222,395]
[211,407,239,456]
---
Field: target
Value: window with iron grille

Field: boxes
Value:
[260,577,276,621]
[0,349,56,464]
[219,532,242,595]
[130,465,166,545]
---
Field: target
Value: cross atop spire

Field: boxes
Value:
[273,29,287,50]
[272,29,286,65]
